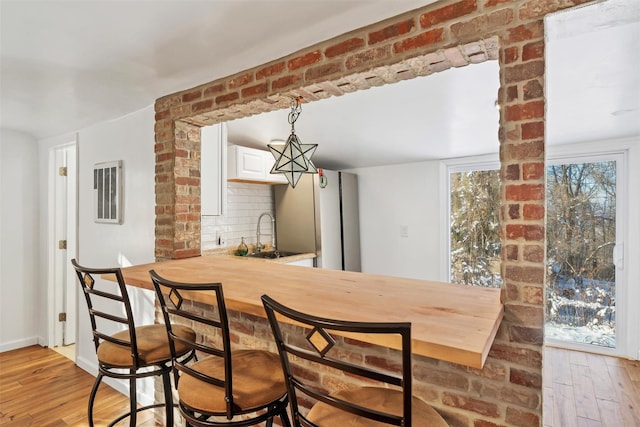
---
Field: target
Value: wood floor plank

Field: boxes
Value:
[0,346,141,426]
[553,382,579,427]
[577,417,602,427]
[586,352,618,402]
[571,362,601,421]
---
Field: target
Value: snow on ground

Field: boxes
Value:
[545,322,615,348]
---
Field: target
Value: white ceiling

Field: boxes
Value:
[1,0,638,169]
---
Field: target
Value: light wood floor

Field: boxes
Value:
[0,345,157,426]
[1,345,639,426]
[543,346,640,427]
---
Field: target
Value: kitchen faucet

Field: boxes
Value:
[256,212,275,253]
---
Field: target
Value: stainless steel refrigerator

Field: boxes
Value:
[274,170,361,271]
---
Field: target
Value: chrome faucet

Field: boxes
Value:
[256,212,275,253]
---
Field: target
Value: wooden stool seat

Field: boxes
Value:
[179,350,287,414]
[308,386,448,426]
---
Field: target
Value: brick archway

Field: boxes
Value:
[153,1,591,424]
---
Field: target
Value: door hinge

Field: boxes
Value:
[58,312,67,322]
[58,240,67,250]
[59,166,68,177]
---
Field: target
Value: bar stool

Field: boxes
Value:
[71,259,196,426]
[261,294,449,427]
[149,270,291,427]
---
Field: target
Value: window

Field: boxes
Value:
[444,156,500,287]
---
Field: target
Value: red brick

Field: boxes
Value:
[505,100,544,122]
[228,72,253,89]
[345,46,391,70]
[442,392,499,417]
[505,265,545,283]
[505,304,543,327]
[256,62,286,80]
[450,8,514,39]
[413,364,470,391]
[522,121,544,140]
[393,28,444,54]
[522,284,543,304]
[506,244,519,261]
[506,183,544,201]
[271,74,303,90]
[155,110,171,121]
[505,163,520,180]
[241,82,268,98]
[519,0,560,20]
[305,62,343,81]
[506,224,544,240]
[474,420,506,427]
[203,83,224,97]
[523,204,544,220]
[523,40,544,60]
[288,51,322,70]
[420,0,477,28]
[504,46,519,64]
[488,344,542,368]
[505,407,540,427]
[325,37,365,58]
[509,325,543,345]
[511,368,542,388]
[368,19,415,44]
[505,61,545,84]
[505,140,544,161]
[523,79,544,100]
[191,99,213,113]
[506,85,518,102]
[506,283,520,300]
[523,162,544,180]
[508,204,520,220]
[484,0,512,7]
[181,89,202,103]
[504,21,544,44]
[215,92,239,105]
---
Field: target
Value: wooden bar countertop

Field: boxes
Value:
[119,255,503,369]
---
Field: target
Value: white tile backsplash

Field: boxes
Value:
[201,182,276,251]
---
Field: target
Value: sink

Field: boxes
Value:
[245,250,300,259]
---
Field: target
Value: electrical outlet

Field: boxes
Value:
[216,232,225,246]
[400,225,409,238]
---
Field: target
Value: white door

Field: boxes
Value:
[53,143,77,347]
[544,153,625,356]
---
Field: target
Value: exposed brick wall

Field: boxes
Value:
[154,0,594,424]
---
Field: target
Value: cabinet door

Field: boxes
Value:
[235,146,266,180]
[263,150,288,183]
[201,124,226,216]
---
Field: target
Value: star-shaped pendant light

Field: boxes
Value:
[267,96,317,188]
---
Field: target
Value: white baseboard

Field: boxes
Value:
[0,336,39,353]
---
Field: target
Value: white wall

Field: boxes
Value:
[0,129,40,352]
[37,106,157,401]
[351,161,443,281]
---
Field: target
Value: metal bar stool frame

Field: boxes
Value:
[150,270,291,427]
[72,259,193,427]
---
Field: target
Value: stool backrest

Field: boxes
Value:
[149,270,236,419]
[71,259,141,369]
[261,294,413,426]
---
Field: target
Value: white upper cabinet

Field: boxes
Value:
[201,123,227,216]
[227,144,287,184]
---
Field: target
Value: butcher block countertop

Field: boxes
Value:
[118,255,503,369]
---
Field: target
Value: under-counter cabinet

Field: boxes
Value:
[227,144,287,184]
